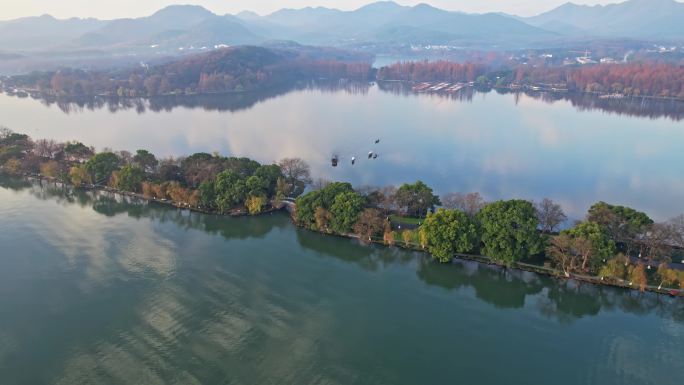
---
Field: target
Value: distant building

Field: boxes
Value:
[600,57,617,64]
[658,46,677,53]
[576,56,596,65]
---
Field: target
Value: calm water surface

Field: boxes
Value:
[0,178,683,385]
[0,86,683,221]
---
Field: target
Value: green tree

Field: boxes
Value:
[214,171,247,213]
[69,164,91,186]
[111,165,145,192]
[245,175,269,198]
[295,182,354,228]
[198,180,216,210]
[587,201,653,252]
[63,141,93,162]
[599,254,629,281]
[330,191,365,234]
[85,152,120,183]
[0,132,33,163]
[133,149,158,172]
[420,209,479,262]
[563,221,616,272]
[254,164,283,197]
[395,181,441,217]
[223,157,261,178]
[477,200,543,264]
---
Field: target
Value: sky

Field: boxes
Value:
[1,0,624,20]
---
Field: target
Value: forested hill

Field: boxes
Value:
[3,45,373,97]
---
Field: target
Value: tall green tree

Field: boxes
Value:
[254,164,283,196]
[63,141,93,162]
[85,152,120,183]
[245,175,269,198]
[477,200,543,264]
[111,165,145,192]
[562,221,616,272]
[133,149,158,172]
[395,181,441,217]
[420,209,479,263]
[587,201,653,252]
[0,132,33,163]
[330,191,366,234]
[198,180,217,210]
[295,182,354,228]
[214,171,247,212]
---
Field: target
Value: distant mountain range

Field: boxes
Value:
[237,2,553,46]
[524,0,684,39]
[0,0,683,55]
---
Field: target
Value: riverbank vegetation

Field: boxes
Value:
[4,43,684,102]
[2,45,372,98]
[0,128,315,216]
[376,61,684,100]
[2,129,683,293]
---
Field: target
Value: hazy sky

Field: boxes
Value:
[2,0,624,20]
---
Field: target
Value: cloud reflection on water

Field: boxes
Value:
[1,180,683,385]
[1,84,684,222]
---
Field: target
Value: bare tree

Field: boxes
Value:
[441,192,485,217]
[117,150,133,165]
[33,139,62,159]
[353,208,385,243]
[312,178,332,191]
[0,126,11,139]
[535,198,567,233]
[315,207,332,233]
[378,185,397,214]
[574,236,594,272]
[641,223,675,263]
[278,157,312,198]
[547,233,577,276]
[668,214,684,248]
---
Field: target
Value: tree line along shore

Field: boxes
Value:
[2,45,684,102]
[1,128,683,295]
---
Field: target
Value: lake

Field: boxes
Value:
[0,84,683,222]
[0,177,683,385]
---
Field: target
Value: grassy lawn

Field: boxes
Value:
[389,214,423,226]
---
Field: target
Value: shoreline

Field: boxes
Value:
[10,172,683,298]
[376,79,684,103]
[7,78,684,104]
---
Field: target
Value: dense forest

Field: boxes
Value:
[2,129,683,294]
[513,63,684,98]
[376,61,489,83]
[2,46,373,97]
[377,60,684,99]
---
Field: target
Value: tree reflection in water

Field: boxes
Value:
[3,175,683,323]
[17,80,684,121]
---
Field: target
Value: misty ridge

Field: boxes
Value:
[1,0,684,55]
